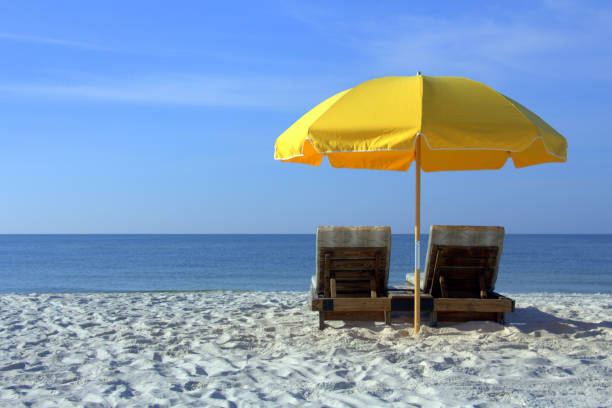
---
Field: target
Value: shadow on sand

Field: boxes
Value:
[505,306,612,336]
[329,307,611,337]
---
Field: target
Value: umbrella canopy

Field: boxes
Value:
[275,75,567,171]
[274,74,567,334]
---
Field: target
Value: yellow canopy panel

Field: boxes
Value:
[274,75,567,171]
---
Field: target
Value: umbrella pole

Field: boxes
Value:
[414,134,421,334]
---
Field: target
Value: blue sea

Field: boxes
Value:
[0,235,611,294]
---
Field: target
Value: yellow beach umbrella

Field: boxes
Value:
[274,74,567,333]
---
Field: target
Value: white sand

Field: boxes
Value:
[0,292,610,407]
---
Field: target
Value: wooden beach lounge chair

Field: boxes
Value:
[414,226,514,323]
[310,226,392,329]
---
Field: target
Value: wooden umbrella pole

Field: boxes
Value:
[414,134,421,334]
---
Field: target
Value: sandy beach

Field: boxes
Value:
[0,291,610,407]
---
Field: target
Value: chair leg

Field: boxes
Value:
[430,312,438,327]
[497,312,504,324]
[384,311,391,325]
[319,312,325,330]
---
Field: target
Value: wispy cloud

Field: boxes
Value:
[283,1,612,81]
[0,31,305,66]
[0,74,348,111]
[362,16,574,77]
[0,32,103,50]
[0,29,350,109]
[367,16,611,81]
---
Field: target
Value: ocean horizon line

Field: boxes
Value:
[1,232,611,236]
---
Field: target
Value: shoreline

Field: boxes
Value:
[1,291,610,406]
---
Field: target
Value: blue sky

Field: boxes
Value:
[1,0,611,233]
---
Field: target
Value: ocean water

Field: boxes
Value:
[0,234,610,294]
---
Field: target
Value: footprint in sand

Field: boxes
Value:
[183,381,201,391]
[104,380,135,399]
[1,362,26,371]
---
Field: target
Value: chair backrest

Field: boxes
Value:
[423,226,504,298]
[315,226,391,297]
